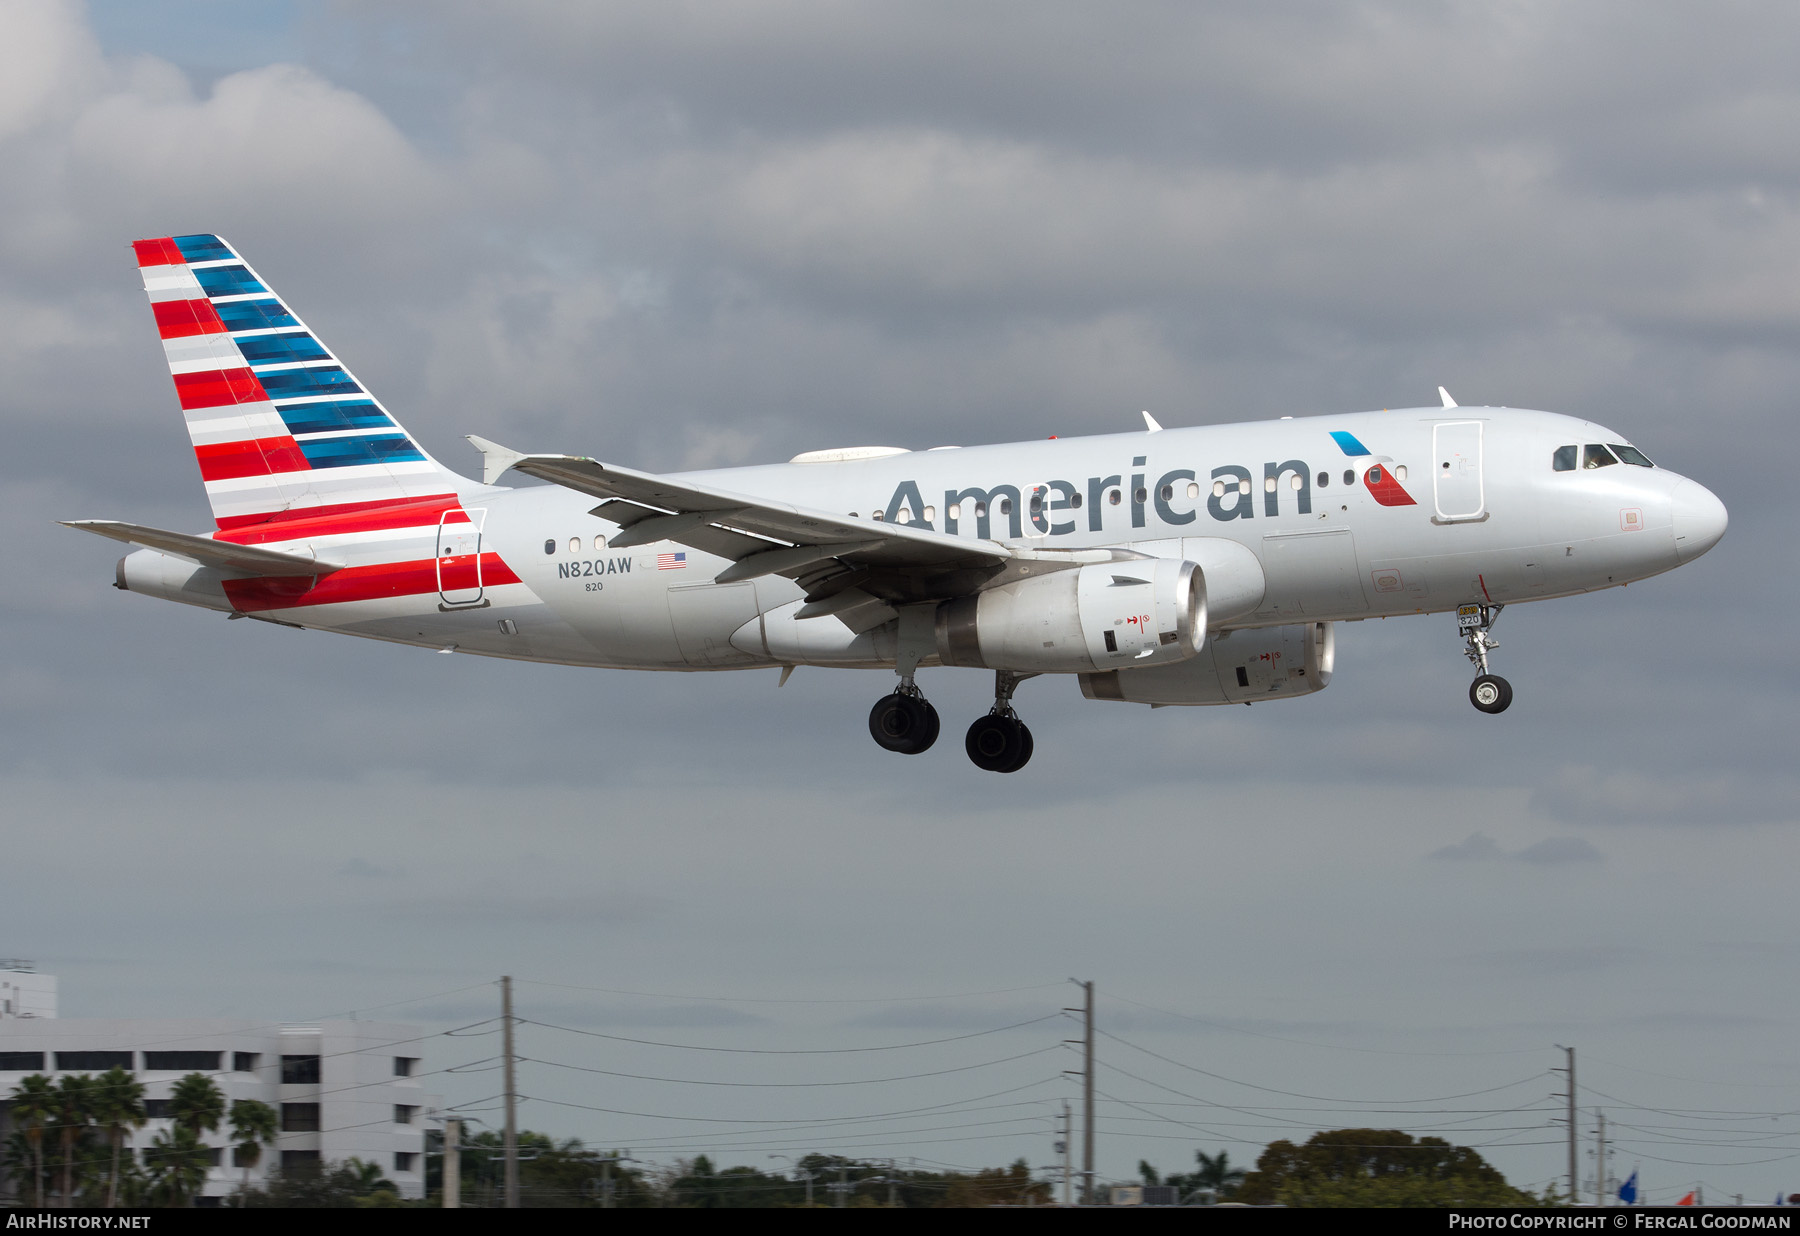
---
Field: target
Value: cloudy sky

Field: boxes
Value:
[3,0,1795,1203]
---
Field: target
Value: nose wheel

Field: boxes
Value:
[965,671,1036,772]
[1457,603,1512,714]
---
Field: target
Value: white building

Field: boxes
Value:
[0,961,57,1020]
[0,966,438,1204]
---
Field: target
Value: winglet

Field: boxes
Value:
[1142,410,1163,433]
[1438,386,1458,409]
[466,435,528,485]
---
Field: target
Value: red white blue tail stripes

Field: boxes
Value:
[134,234,464,530]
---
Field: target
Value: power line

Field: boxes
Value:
[520,1011,1061,1054]
[518,1043,1063,1087]
[513,977,1069,1005]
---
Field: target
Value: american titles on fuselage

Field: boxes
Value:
[876,452,1414,541]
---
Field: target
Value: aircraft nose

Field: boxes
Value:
[1672,479,1728,562]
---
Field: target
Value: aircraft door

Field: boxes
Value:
[1432,421,1485,522]
[437,508,486,608]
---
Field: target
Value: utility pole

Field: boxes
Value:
[1063,979,1095,1203]
[1553,1045,1577,1203]
[1594,1109,1606,1207]
[442,1117,459,1209]
[503,975,519,1209]
[1061,1100,1073,1207]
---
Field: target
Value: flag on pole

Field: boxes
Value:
[1676,1191,1696,1206]
[1618,1170,1638,1205]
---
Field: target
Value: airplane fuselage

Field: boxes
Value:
[119,406,1720,674]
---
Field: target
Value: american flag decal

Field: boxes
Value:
[657,552,687,570]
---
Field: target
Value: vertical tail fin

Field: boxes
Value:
[133,234,474,530]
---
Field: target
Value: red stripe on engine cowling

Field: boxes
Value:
[133,237,185,267]
[195,437,310,482]
[153,298,226,339]
[216,495,466,540]
[222,553,523,612]
[173,367,265,410]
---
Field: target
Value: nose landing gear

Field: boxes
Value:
[1458,603,1512,714]
[965,671,1036,773]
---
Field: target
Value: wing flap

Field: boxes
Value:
[62,520,344,577]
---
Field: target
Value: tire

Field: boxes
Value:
[998,723,1034,773]
[870,693,932,752]
[966,714,1025,771]
[1469,674,1513,714]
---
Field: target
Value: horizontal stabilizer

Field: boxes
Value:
[61,520,343,577]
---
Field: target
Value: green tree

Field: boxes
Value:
[9,1074,56,1207]
[51,1074,96,1207]
[90,1067,146,1208]
[143,1125,211,1207]
[1234,1128,1543,1208]
[227,1098,277,1204]
[168,1073,225,1137]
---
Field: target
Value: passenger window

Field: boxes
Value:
[1108,489,1122,506]
[1069,492,1083,509]
[1553,446,1577,471]
[593,535,606,551]
[568,537,581,553]
[1367,465,1384,483]
[1610,444,1654,467]
[544,539,555,555]
[1342,469,1354,486]
[923,505,936,522]
[1186,482,1200,499]
[1212,480,1226,498]
[1317,472,1329,489]
[975,501,987,518]
[1158,484,1172,502]
[1583,444,1618,469]
[1134,487,1148,504]
[998,497,1012,515]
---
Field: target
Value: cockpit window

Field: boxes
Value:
[1609,443,1654,468]
[1553,445,1577,472]
[1583,444,1619,469]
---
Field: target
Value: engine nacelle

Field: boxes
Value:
[1079,621,1334,706]
[937,558,1204,674]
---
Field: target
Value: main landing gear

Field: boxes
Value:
[1458,602,1512,714]
[965,672,1036,774]
[867,671,1037,771]
[869,683,940,755]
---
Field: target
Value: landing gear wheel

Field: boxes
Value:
[869,693,938,753]
[1469,674,1512,714]
[999,723,1033,773]
[966,714,1026,772]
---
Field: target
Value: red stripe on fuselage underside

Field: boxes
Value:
[132,237,184,267]
[195,437,310,481]
[222,553,522,612]
[216,495,466,541]
[153,298,226,338]
[173,367,264,410]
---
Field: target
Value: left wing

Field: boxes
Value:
[470,438,1138,629]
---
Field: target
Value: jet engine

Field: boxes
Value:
[1079,621,1334,706]
[936,558,1204,674]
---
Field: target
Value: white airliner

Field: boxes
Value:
[69,235,1728,771]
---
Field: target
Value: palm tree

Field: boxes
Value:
[226,1099,277,1204]
[1192,1148,1247,1199]
[167,1073,225,1138]
[143,1126,210,1207]
[89,1067,146,1208]
[9,1075,56,1207]
[52,1074,96,1207]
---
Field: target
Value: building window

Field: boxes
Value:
[55,1051,133,1070]
[394,1105,418,1125]
[280,1103,321,1133]
[204,1147,223,1167]
[233,1146,258,1168]
[393,1057,418,1078]
[395,1152,417,1173]
[233,1052,260,1073]
[0,1052,45,1070]
[280,1150,321,1171]
[281,1055,321,1085]
[145,1051,222,1071]
[144,1100,171,1119]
